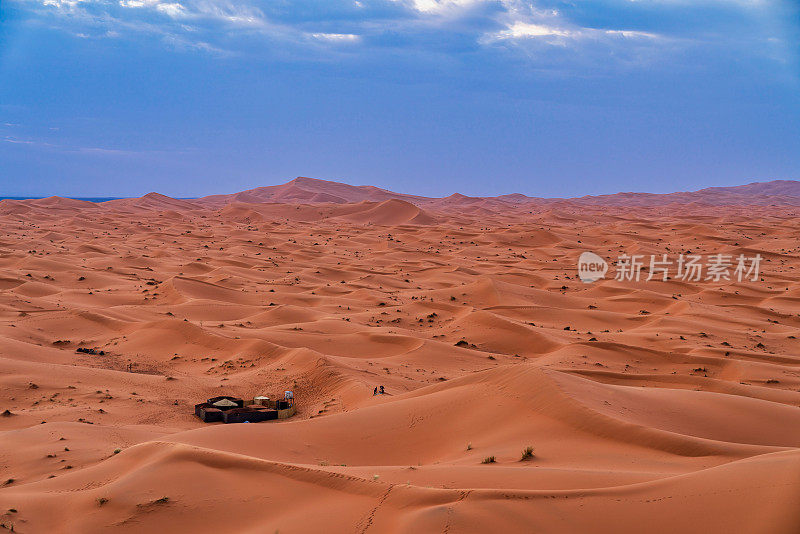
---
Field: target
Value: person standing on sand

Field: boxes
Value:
[379,385,385,394]
[373,386,378,396]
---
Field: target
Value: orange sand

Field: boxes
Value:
[1,178,799,533]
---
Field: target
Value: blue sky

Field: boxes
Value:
[1,0,798,198]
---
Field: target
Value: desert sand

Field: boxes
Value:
[1,177,799,533]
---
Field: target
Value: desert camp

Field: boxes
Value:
[194,393,296,424]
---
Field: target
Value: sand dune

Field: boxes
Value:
[102,192,201,212]
[332,199,436,225]
[198,177,427,208]
[1,179,800,532]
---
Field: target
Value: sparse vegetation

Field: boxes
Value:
[520,446,535,461]
[481,456,496,464]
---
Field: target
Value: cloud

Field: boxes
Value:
[2,134,190,157]
[41,0,87,9]
[485,20,661,43]
[155,2,186,18]
[9,0,796,72]
[492,21,572,39]
[399,0,484,14]
[3,136,42,145]
[114,0,266,26]
[311,32,360,42]
[603,29,659,39]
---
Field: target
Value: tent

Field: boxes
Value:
[223,408,275,424]
[212,398,240,409]
[207,396,244,408]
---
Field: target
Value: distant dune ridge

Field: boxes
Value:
[2,177,800,223]
[195,176,800,209]
[197,176,429,207]
[1,176,800,533]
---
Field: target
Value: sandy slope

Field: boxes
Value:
[1,181,800,533]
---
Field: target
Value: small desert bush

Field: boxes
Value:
[481,456,496,464]
[520,446,535,461]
